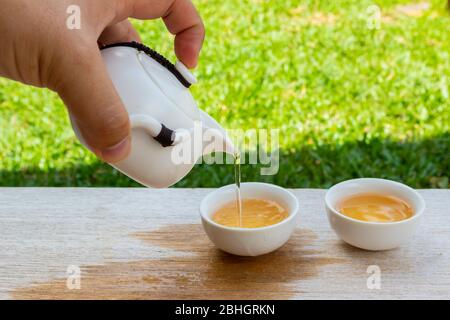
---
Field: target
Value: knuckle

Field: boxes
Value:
[68,40,95,67]
[49,39,94,92]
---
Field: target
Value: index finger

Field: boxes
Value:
[117,0,205,68]
[162,0,205,68]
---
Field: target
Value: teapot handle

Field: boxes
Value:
[130,114,187,147]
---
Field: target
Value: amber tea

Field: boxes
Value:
[337,193,413,222]
[212,198,289,228]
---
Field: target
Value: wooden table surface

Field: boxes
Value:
[0,188,449,300]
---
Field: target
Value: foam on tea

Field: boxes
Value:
[212,198,289,228]
[338,193,413,222]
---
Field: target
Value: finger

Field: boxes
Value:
[98,19,141,46]
[56,47,131,163]
[115,0,205,68]
[163,0,205,68]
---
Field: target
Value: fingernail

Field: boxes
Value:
[101,137,131,163]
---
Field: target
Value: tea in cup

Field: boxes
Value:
[200,182,299,256]
[325,178,425,251]
[337,193,414,223]
[212,198,289,228]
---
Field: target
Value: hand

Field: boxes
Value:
[0,0,204,162]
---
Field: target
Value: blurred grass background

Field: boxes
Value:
[0,0,448,188]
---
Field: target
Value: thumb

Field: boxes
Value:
[56,48,131,163]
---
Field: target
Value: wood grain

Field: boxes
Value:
[0,188,449,299]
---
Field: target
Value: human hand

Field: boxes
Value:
[0,0,204,162]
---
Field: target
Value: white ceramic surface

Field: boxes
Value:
[200,182,300,256]
[325,178,425,251]
[71,45,234,188]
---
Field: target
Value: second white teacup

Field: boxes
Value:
[325,178,425,251]
[200,182,299,256]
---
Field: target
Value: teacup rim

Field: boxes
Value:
[325,178,426,226]
[200,182,299,232]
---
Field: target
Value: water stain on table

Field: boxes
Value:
[12,224,343,299]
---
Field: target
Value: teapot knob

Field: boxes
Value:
[175,61,197,85]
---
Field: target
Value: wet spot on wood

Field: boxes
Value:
[13,224,343,299]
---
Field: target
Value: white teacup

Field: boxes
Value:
[325,178,425,251]
[200,182,299,256]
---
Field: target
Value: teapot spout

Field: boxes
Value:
[222,135,236,155]
[205,128,235,155]
[201,127,235,156]
[199,111,235,156]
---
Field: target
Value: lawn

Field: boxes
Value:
[0,0,449,188]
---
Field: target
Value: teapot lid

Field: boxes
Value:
[101,41,201,123]
[101,41,196,88]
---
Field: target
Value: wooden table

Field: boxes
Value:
[0,188,448,299]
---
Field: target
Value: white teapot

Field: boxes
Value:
[71,42,235,188]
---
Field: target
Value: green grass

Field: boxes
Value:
[0,0,449,188]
